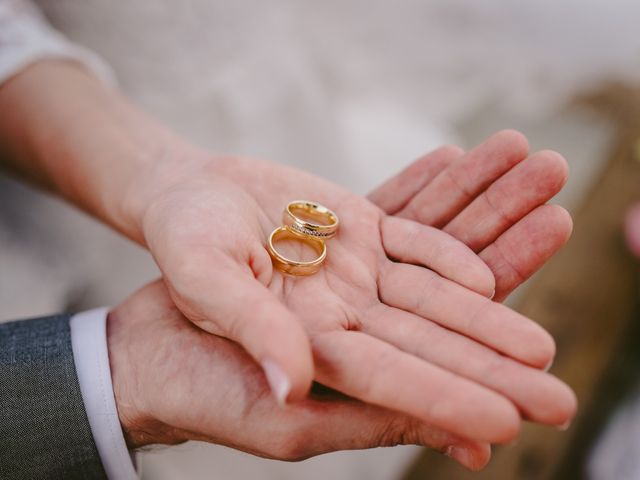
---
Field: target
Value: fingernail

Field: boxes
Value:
[558,420,571,431]
[544,358,554,372]
[261,358,291,407]
[445,446,472,466]
[489,289,496,300]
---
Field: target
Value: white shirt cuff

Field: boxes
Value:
[70,308,139,480]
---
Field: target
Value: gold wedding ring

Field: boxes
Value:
[267,200,339,276]
[282,200,340,239]
[267,226,327,276]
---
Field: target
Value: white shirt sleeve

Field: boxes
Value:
[70,308,139,480]
[0,0,115,85]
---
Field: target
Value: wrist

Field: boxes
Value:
[118,137,212,246]
[0,60,207,245]
[106,306,184,448]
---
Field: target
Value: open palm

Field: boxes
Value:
[138,132,575,446]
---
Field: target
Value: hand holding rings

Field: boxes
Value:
[267,200,339,276]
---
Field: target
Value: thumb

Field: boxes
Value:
[165,253,314,405]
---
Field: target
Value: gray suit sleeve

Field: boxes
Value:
[0,314,108,480]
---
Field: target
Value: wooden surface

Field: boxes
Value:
[403,87,640,480]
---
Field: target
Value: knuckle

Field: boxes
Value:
[270,430,313,461]
[223,297,276,342]
[444,167,473,200]
[484,188,515,225]
[464,297,493,333]
[415,270,442,313]
[477,351,511,383]
[412,321,444,357]
[406,196,428,225]
[373,419,406,447]
[401,219,423,251]
[374,416,424,447]
[360,347,398,398]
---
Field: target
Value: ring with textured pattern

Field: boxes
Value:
[282,200,339,239]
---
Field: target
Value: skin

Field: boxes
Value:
[0,61,576,468]
[131,148,576,446]
[108,281,493,471]
[369,132,573,302]
[625,203,640,258]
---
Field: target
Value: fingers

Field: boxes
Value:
[366,145,463,214]
[396,130,529,228]
[624,202,640,258]
[444,150,569,252]
[268,396,491,469]
[480,204,573,302]
[379,262,555,368]
[311,330,521,443]
[362,304,577,427]
[131,282,492,470]
[164,248,314,404]
[381,216,495,297]
[369,131,572,303]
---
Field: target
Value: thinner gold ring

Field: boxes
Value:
[282,200,339,239]
[267,226,327,276]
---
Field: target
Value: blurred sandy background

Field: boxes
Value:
[1,1,639,478]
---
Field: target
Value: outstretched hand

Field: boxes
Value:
[128,131,575,447]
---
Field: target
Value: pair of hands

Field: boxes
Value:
[107,129,576,470]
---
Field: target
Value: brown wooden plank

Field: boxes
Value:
[402,87,640,480]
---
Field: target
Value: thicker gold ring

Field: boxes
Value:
[267,226,327,276]
[282,200,339,239]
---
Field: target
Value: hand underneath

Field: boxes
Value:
[108,281,492,470]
